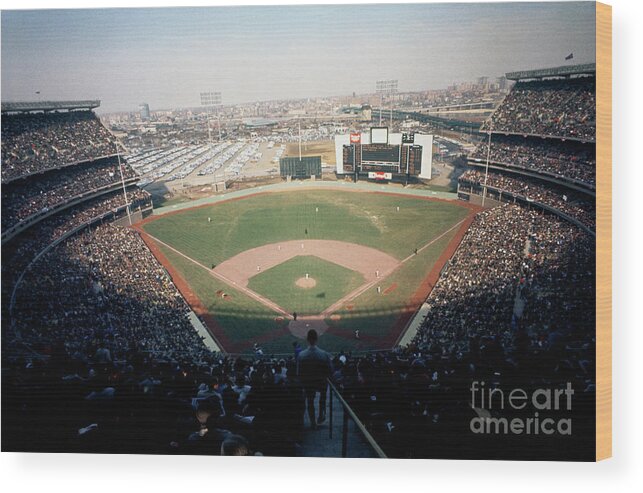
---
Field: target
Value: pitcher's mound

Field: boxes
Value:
[295,277,317,289]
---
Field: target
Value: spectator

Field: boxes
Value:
[2,110,119,182]
[297,329,332,428]
[471,135,595,186]
[220,434,251,456]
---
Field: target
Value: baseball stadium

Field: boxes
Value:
[2,5,599,461]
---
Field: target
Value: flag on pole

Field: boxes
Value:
[565,53,574,60]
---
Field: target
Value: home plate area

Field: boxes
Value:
[288,316,329,338]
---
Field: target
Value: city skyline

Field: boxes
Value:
[1,2,596,113]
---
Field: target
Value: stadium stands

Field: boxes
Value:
[464,65,596,235]
[4,225,303,455]
[1,110,118,182]
[482,76,595,141]
[2,157,138,231]
[458,169,596,231]
[470,135,595,187]
[1,188,152,308]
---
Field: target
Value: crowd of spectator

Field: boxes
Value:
[13,224,204,359]
[459,169,596,230]
[482,77,595,141]
[2,158,138,230]
[1,187,151,310]
[1,110,118,183]
[2,339,304,455]
[324,205,595,458]
[413,205,594,358]
[4,223,306,455]
[471,135,596,186]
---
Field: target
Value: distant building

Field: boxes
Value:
[361,105,372,122]
[242,117,278,128]
[139,103,151,121]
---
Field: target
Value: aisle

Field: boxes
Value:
[298,387,378,458]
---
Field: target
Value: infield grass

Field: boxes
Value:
[247,255,363,316]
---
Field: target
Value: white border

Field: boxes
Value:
[1,1,641,492]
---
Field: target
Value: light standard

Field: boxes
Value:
[116,143,132,225]
[200,91,222,187]
[376,79,398,128]
[481,123,493,207]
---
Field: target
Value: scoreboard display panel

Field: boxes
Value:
[279,156,321,178]
[361,144,400,166]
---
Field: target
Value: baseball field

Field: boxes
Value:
[137,188,475,354]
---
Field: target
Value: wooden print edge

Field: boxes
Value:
[595,1,612,461]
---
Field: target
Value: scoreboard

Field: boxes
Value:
[342,143,423,175]
[335,127,433,181]
[280,156,321,179]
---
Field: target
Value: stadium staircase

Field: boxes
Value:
[299,381,386,458]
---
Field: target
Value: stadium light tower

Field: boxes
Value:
[376,79,398,127]
[298,117,302,161]
[482,122,493,207]
[200,91,223,185]
[115,143,132,226]
[200,91,222,143]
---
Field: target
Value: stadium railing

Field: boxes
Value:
[466,158,596,194]
[483,129,595,144]
[327,379,387,458]
[1,153,120,185]
[457,181,596,236]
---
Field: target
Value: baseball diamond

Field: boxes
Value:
[137,188,476,353]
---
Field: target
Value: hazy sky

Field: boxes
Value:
[1,2,596,113]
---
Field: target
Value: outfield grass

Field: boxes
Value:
[247,256,364,316]
[142,190,469,267]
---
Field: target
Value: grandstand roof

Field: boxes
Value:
[1,100,101,113]
[506,63,596,81]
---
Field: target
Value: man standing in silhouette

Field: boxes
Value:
[297,329,332,428]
